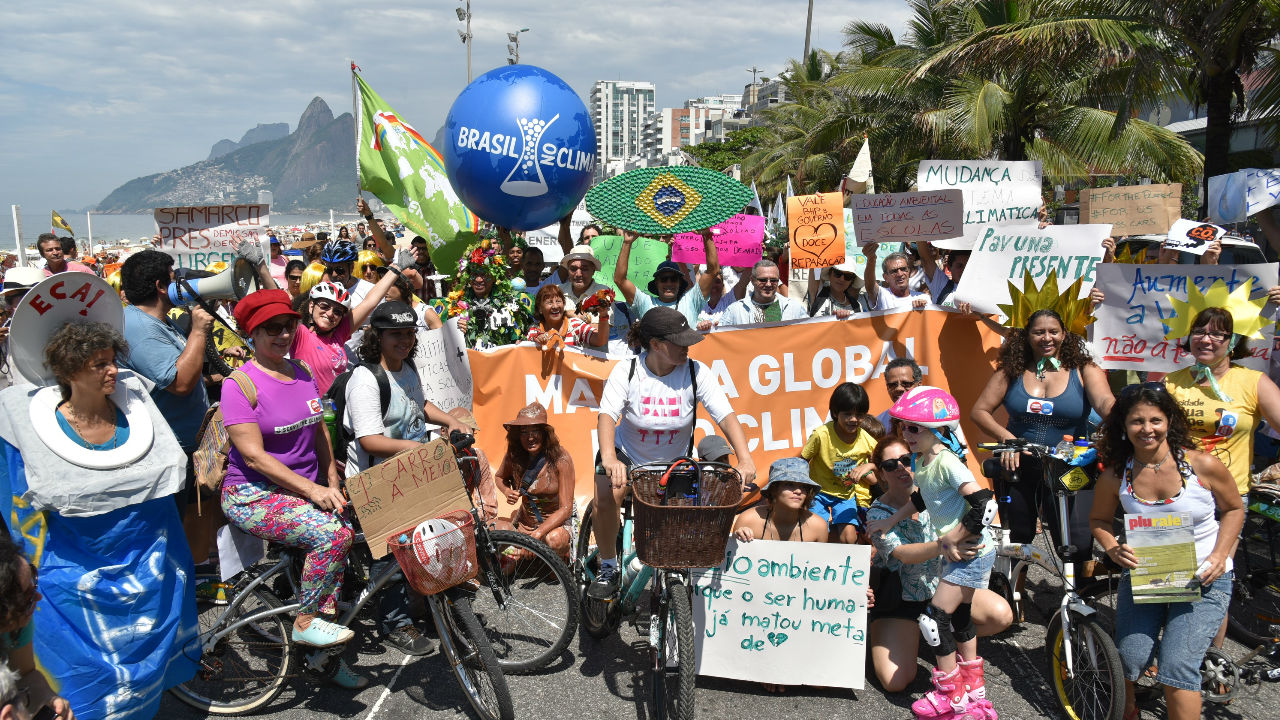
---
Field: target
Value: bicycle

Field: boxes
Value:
[448,431,580,673]
[575,459,743,720]
[978,438,1127,720]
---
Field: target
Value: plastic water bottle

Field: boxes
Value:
[322,398,339,452]
[1054,435,1075,460]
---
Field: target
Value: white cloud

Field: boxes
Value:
[0,0,911,214]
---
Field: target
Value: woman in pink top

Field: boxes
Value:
[289,264,404,393]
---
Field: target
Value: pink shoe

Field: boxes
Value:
[958,657,997,720]
[912,667,969,719]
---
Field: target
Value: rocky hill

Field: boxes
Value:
[97,98,355,213]
[208,122,290,160]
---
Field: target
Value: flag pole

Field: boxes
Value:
[11,205,27,266]
[87,211,94,246]
[350,60,363,199]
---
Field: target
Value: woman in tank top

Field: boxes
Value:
[1090,384,1242,720]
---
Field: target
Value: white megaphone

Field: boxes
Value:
[167,258,258,305]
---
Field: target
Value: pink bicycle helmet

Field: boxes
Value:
[309,281,351,307]
[888,385,960,428]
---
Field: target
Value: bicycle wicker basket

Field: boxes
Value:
[387,509,478,595]
[630,465,743,569]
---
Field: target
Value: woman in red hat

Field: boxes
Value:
[219,289,364,689]
[493,402,576,560]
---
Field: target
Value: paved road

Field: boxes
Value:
[164,561,1277,720]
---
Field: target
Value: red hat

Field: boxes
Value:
[233,288,299,335]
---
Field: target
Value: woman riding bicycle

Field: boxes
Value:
[1089,384,1243,720]
[590,306,756,600]
[971,308,1114,572]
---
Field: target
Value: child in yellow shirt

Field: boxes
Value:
[801,382,885,542]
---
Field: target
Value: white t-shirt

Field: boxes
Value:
[348,278,377,308]
[870,284,930,311]
[342,363,427,477]
[599,354,734,466]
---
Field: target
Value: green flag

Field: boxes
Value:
[354,68,478,273]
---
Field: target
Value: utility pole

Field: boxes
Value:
[456,1,472,83]
[803,0,814,60]
[507,28,529,65]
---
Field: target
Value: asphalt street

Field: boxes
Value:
[163,552,1278,720]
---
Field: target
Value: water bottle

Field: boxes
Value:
[1072,438,1091,459]
[322,398,339,452]
[1054,435,1075,461]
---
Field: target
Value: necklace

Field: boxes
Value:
[60,401,119,450]
[1139,450,1170,471]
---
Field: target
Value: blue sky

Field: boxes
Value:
[0,1,910,215]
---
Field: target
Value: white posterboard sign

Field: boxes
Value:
[1091,263,1276,372]
[917,160,1042,233]
[415,318,473,411]
[154,204,270,270]
[1165,218,1224,256]
[953,224,1109,315]
[691,539,871,689]
[847,189,964,245]
[527,199,592,264]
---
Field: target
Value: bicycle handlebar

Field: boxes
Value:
[626,459,741,484]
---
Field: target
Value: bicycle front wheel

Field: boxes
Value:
[652,583,696,720]
[169,587,295,715]
[1046,611,1125,720]
[437,589,515,720]
[470,529,579,674]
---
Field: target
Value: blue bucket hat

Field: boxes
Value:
[763,457,820,492]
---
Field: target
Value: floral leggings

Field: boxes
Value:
[222,478,353,615]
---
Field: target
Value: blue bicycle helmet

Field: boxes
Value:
[320,239,358,264]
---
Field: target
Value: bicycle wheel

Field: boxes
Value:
[470,529,579,673]
[169,587,295,715]
[1045,611,1125,720]
[576,505,623,639]
[1227,508,1280,647]
[652,583,696,720]
[437,589,515,720]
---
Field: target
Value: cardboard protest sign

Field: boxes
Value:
[787,192,845,269]
[415,319,473,412]
[154,204,269,270]
[840,213,902,273]
[344,437,471,557]
[1165,218,1224,256]
[692,539,872,689]
[590,234,670,297]
[955,224,1109,315]
[1208,169,1280,224]
[917,160,1042,232]
[1079,184,1182,236]
[1091,263,1276,372]
[672,214,765,267]
[847,189,963,245]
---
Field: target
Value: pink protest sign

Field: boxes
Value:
[672,214,766,267]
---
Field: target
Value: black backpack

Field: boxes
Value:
[323,362,393,463]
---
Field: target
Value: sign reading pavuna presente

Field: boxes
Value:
[692,539,871,689]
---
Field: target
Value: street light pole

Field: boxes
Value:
[456,0,472,83]
[506,27,529,65]
[803,0,814,60]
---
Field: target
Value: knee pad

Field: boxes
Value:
[918,604,956,656]
[952,602,976,643]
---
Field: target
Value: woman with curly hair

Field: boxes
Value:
[492,402,576,559]
[1089,385,1242,720]
[971,308,1114,572]
[525,284,609,350]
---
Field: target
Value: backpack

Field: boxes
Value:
[323,362,393,464]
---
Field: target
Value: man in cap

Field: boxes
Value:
[718,259,809,326]
[614,229,720,328]
[696,434,734,465]
[0,267,42,388]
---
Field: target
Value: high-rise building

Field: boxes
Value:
[590,80,656,178]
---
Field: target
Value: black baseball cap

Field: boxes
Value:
[638,306,702,347]
[369,301,417,329]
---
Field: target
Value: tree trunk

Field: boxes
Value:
[1200,72,1235,220]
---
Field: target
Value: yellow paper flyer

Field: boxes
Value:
[1125,512,1200,603]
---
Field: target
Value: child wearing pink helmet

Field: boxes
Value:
[885,386,999,720]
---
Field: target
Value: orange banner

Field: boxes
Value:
[469,310,1004,506]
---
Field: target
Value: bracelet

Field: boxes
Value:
[387,264,403,277]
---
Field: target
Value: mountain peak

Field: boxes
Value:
[297,97,334,137]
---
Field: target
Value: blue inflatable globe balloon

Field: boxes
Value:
[444,65,596,231]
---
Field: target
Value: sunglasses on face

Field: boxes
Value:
[886,266,910,275]
[259,319,299,336]
[326,265,348,277]
[754,277,781,285]
[287,274,303,283]
[831,270,855,281]
[885,380,915,390]
[314,301,348,316]
[878,454,914,471]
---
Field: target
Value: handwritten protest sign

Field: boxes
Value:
[788,192,845,269]
[1091,263,1276,372]
[345,437,471,557]
[917,160,1042,233]
[154,204,269,270]
[1208,169,1280,224]
[692,539,871,689]
[1079,184,1182,236]
[841,212,902,272]
[527,199,593,263]
[954,224,1109,315]
[415,319,473,412]
[847,189,963,245]
[1165,218,1224,256]
[590,234,669,297]
[672,214,765,267]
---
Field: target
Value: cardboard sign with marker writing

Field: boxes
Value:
[154,204,270,270]
[847,189,963,245]
[344,438,471,557]
[787,192,845,269]
[1079,183,1182,236]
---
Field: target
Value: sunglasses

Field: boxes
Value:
[326,265,349,277]
[753,277,782,285]
[314,301,348,316]
[1118,381,1168,400]
[831,269,855,280]
[259,319,299,336]
[886,266,911,275]
[885,380,916,390]
[286,274,303,283]
[878,454,914,472]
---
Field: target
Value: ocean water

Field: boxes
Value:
[9,211,365,250]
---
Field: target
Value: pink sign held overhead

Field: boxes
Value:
[672,214,766,267]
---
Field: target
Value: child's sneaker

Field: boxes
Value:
[958,657,997,720]
[913,667,968,719]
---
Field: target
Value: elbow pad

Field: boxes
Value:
[910,490,927,512]
[961,488,997,535]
